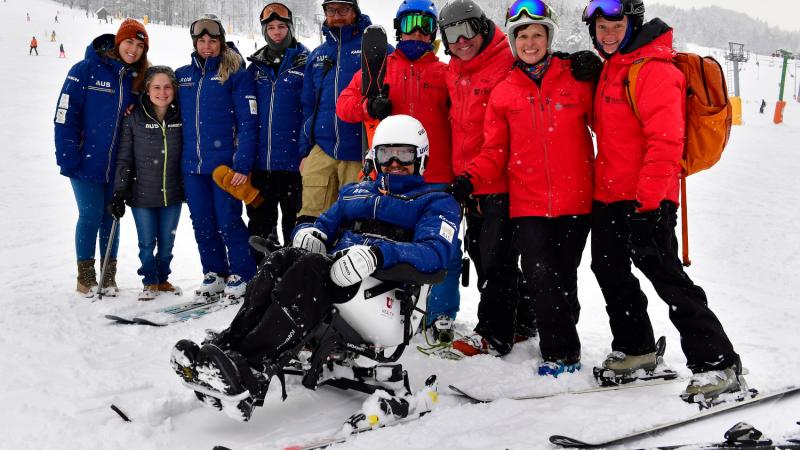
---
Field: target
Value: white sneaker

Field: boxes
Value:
[223,275,247,301]
[195,272,225,297]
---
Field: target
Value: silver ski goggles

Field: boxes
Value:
[374,145,417,167]
[190,19,223,39]
[260,3,292,24]
[441,19,480,43]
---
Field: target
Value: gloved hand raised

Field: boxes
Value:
[109,192,127,219]
[367,84,392,120]
[330,245,382,287]
[292,227,328,254]
[569,50,603,83]
[446,174,474,205]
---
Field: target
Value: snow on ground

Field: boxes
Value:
[1,1,799,449]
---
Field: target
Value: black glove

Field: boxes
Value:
[109,192,127,219]
[628,207,661,258]
[569,50,603,83]
[447,174,474,205]
[367,84,392,120]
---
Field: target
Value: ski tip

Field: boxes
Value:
[549,435,591,448]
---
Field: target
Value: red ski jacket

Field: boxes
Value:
[337,49,453,184]
[446,27,515,194]
[465,58,595,218]
[593,27,685,212]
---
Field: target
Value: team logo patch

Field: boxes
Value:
[439,221,455,243]
[58,94,70,109]
[55,108,67,124]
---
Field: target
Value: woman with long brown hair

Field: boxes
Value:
[54,18,150,297]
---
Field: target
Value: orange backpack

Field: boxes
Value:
[625,53,733,266]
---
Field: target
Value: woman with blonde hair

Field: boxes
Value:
[54,18,150,297]
[176,14,259,301]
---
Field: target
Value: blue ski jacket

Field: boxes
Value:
[176,44,258,175]
[298,15,373,162]
[295,174,461,274]
[54,34,138,184]
[247,42,309,172]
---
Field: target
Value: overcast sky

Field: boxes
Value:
[652,0,800,32]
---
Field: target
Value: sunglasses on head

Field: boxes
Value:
[442,19,480,43]
[374,145,417,167]
[398,13,437,36]
[190,19,223,39]
[260,3,292,24]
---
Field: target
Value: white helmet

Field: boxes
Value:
[505,0,559,59]
[371,115,429,176]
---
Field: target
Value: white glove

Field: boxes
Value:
[330,245,379,287]
[292,227,327,254]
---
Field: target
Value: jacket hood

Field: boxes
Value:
[322,14,372,45]
[617,18,675,62]
[449,23,511,75]
[86,34,125,69]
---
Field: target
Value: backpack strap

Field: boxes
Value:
[623,57,653,122]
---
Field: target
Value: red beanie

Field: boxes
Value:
[115,18,149,52]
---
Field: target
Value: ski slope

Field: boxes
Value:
[1,1,799,449]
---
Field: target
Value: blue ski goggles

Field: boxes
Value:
[582,0,643,21]
[398,13,437,36]
[506,0,552,25]
[374,145,417,167]
[442,19,480,43]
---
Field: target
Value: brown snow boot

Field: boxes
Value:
[76,259,98,297]
[99,259,119,296]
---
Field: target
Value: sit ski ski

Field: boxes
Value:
[549,385,800,448]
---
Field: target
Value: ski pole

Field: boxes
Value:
[97,218,119,300]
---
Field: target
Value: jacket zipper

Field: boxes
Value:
[333,31,343,159]
[195,59,206,173]
[266,76,277,171]
[538,85,554,217]
[106,68,127,183]
[408,64,415,116]
[144,108,170,206]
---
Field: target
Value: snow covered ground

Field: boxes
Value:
[1,1,799,449]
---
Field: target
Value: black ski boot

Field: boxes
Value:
[196,344,269,422]
[171,339,223,411]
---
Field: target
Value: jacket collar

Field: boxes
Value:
[391,47,439,65]
[249,42,308,73]
[376,173,426,194]
[449,23,513,75]
[322,14,372,45]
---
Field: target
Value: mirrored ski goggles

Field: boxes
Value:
[260,3,292,24]
[506,0,551,25]
[441,20,480,43]
[190,19,223,38]
[374,145,417,166]
[582,0,641,21]
[398,13,437,36]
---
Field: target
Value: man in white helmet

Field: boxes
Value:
[170,115,461,421]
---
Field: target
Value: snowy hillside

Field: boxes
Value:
[1,1,799,449]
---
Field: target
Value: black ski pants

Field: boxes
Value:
[514,215,590,363]
[246,170,302,250]
[218,248,357,367]
[468,194,526,355]
[590,200,739,372]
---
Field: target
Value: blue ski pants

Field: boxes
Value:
[131,204,182,285]
[70,177,119,262]
[184,174,256,281]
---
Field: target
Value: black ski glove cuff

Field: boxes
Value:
[109,192,128,219]
[570,50,603,83]
[447,174,475,205]
[367,95,392,121]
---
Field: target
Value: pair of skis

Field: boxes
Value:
[104,295,238,326]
